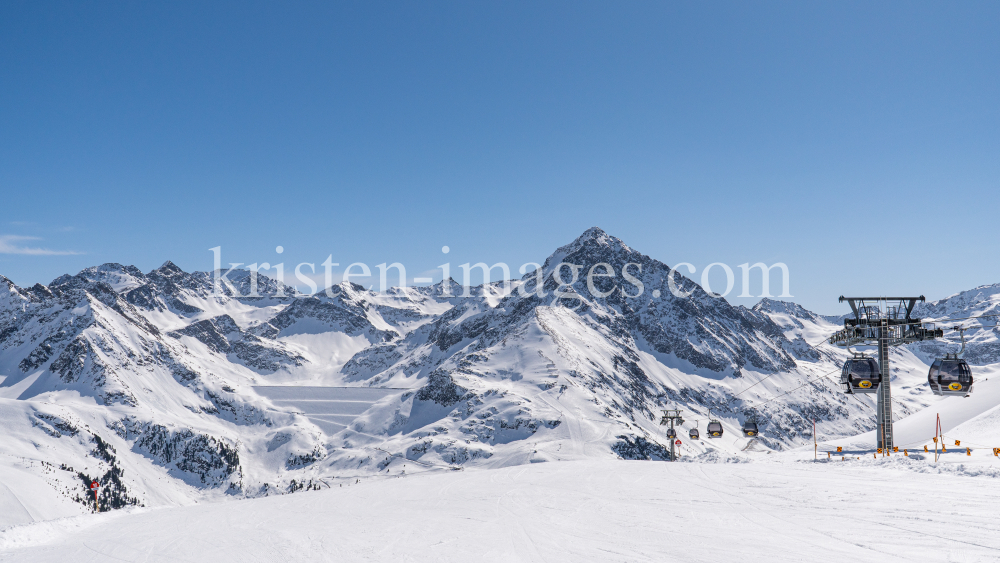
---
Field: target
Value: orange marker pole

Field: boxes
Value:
[935,414,940,462]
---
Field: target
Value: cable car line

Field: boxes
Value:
[734,334,837,397]
[670,303,996,454]
[837,313,1000,331]
[737,368,842,411]
[738,320,979,404]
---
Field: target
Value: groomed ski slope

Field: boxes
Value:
[2,455,999,563]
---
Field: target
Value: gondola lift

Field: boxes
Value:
[706,416,724,439]
[742,414,760,438]
[665,427,677,440]
[839,351,880,394]
[689,421,700,440]
[928,327,974,397]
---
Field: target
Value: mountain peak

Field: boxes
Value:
[567,227,633,254]
[577,226,608,241]
[753,298,817,320]
[149,261,190,282]
[538,227,638,275]
[76,263,147,293]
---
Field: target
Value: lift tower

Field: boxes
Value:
[829,296,943,450]
[659,410,684,461]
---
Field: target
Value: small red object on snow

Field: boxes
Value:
[91,481,100,491]
[675,440,682,445]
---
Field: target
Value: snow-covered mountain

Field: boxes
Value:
[910,283,1000,365]
[0,227,994,523]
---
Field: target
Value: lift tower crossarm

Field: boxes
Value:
[830,296,942,347]
[838,296,927,302]
[839,296,924,323]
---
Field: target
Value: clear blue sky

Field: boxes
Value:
[1,1,998,314]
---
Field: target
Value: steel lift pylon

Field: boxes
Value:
[829,296,943,451]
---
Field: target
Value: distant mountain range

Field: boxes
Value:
[2,227,997,518]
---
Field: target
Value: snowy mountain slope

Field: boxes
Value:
[240,280,465,385]
[0,269,331,517]
[2,227,999,526]
[911,283,1000,365]
[750,298,839,361]
[0,259,475,518]
[93,260,299,334]
[311,229,900,471]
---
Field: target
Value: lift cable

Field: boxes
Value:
[734,335,838,397]
[744,367,843,410]
[740,319,987,402]
[695,314,996,441]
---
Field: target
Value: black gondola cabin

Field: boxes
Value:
[928,355,973,396]
[707,420,723,438]
[839,355,880,394]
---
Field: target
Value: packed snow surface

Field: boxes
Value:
[2,455,999,562]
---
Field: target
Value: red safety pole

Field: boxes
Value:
[90,480,100,512]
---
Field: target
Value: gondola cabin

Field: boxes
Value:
[742,421,759,437]
[706,420,723,438]
[665,428,677,439]
[928,355,973,396]
[689,428,700,440]
[839,355,880,394]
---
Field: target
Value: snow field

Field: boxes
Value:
[254,386,404,434]
[3,457,999,562]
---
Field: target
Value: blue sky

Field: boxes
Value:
[1,1,998,314]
